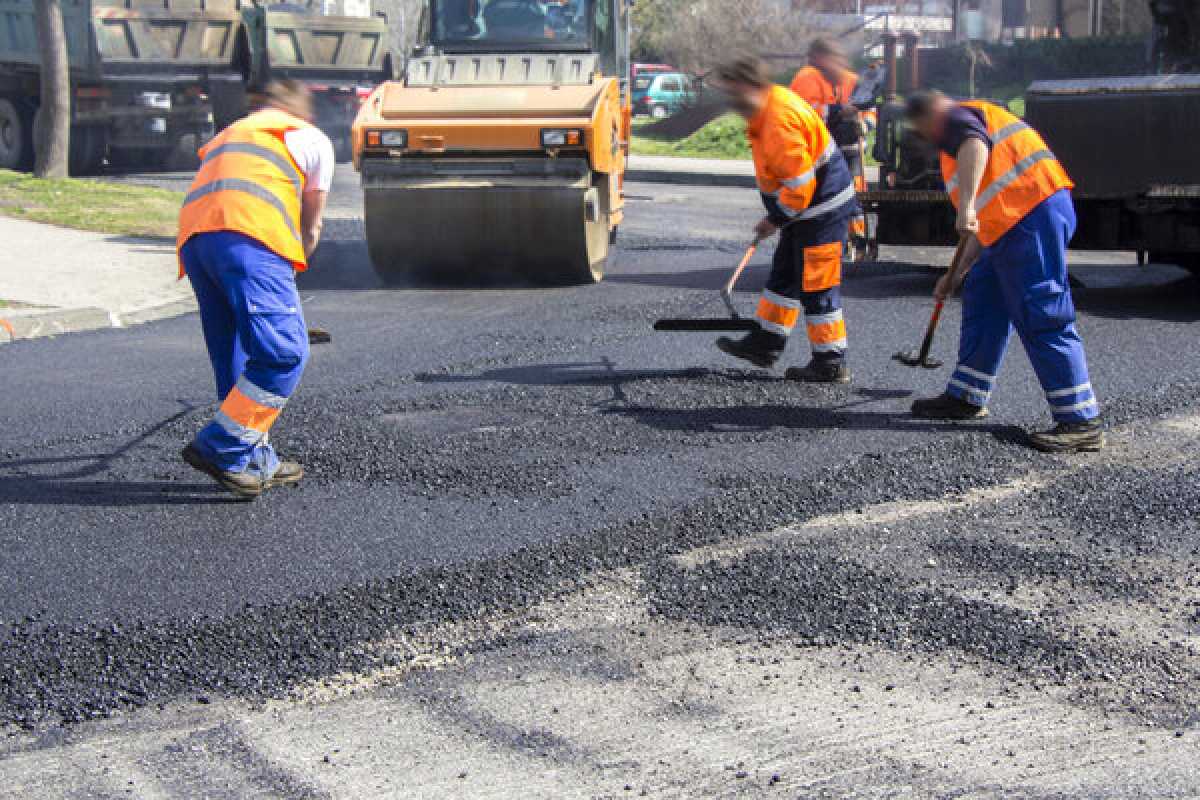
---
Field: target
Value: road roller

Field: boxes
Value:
[352,0,632,285]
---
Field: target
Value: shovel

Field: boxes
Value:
[892,235,974,369]
[653,238,762,332]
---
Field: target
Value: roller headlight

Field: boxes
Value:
[365,129,407,148]
[541,128,584,148]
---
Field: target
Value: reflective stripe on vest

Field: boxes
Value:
[177,109,310,273]
[939,101,1073,247]
[183,177,303,244]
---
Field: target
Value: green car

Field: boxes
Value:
[634,72,696,119]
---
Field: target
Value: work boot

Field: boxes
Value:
[716,330,782,369]
[910,392,989,420]
[265,459,305,489]
[785,359,851,384]
[181,443,263,499]
[1028,419,1106,453]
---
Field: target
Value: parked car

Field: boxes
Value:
[633,71,696,119]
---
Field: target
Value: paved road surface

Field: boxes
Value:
[3,170,1199,797]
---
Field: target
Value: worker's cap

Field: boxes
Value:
[711,55,773,90]
[904,89,948,119]
[263,79,315,123]
[808,36,846,59]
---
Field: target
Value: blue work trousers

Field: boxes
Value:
[181,231,309,476]
[945,190,1099,423]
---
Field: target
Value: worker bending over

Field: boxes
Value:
[177,80,334,497]
[713,56,860,383]
[790,37,868,257]
[906,90,1104,453]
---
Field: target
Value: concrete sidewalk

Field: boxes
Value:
[626,154,880,188]
[626,155,757,187]
[0,216,194,344]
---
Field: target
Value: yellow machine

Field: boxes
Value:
[352,0,632,284]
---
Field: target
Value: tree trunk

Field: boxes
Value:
[33,0,70,178]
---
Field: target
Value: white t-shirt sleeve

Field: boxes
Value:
[284,127,336,193]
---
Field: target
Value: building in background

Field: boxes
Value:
[793,0,1153,42]
[954,0,1153,40]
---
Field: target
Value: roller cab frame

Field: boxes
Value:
[352,0,633,285]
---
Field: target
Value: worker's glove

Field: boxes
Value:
[933,271,954,303]
[753,216,779,241]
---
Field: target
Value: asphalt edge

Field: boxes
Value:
[0,296,197,345]
[624,168,757,189]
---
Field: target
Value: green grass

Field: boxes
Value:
[632,112,880,169]
[631,113,752,160]
[0,170,181,238]
[1007,96,1027,117]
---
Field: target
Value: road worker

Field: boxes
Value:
[177,79,334,497]
[712,56,860,383]
[905,90,1104,453]
[790,37,868,257]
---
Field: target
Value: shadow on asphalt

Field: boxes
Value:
[415,362,1025,441]
[1072,276,1200,322]
[302,240,562,292]
[604,403,1026,440]
[0,479,236,507]
[415,363,774,389]
[0,403,241,506]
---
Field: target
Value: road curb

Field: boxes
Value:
[625,168,757,189]
[0,295,197,345]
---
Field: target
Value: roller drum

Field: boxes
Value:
[362,158,611,286]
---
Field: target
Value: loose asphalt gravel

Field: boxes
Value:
[2,173,1199,796]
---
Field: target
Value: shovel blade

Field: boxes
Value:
[654,318,759,332]
[892,350,943,369]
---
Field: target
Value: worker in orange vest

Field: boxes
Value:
[905,90,1104,453]
[790,37,868,256]
[712,56,860,383]
[177,80,334,497]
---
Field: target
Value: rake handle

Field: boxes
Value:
[916,301,944,363]
[720,238,763,319]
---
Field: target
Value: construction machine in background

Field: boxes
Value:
[0,0,240,173]
[228,0,395,162]
[0,0,394,174]
[866,5,1200,274]
[1024,0,1200,273]
[352,0,632,285]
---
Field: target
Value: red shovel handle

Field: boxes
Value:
[916,300,944,363]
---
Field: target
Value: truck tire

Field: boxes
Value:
[0,97,34,171]
[69,125,107,176]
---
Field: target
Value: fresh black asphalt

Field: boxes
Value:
[2,176,1199,729]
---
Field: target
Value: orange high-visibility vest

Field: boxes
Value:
[177,109,310,275]
[940,101,1074,247]
[789,65,857,120]
[748,85,855,222]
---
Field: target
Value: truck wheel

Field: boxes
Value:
[69,125,107,176]
[0,98,34,171]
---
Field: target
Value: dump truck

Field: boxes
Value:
[0,0,241,173]
[0,0,393,174]
[227,0,395,162]
[351,0,632,285]
[1024,0,1200,273]
[866,5,1200,274]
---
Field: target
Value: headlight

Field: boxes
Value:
[365,129,407,148]
[541,128,584,148]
